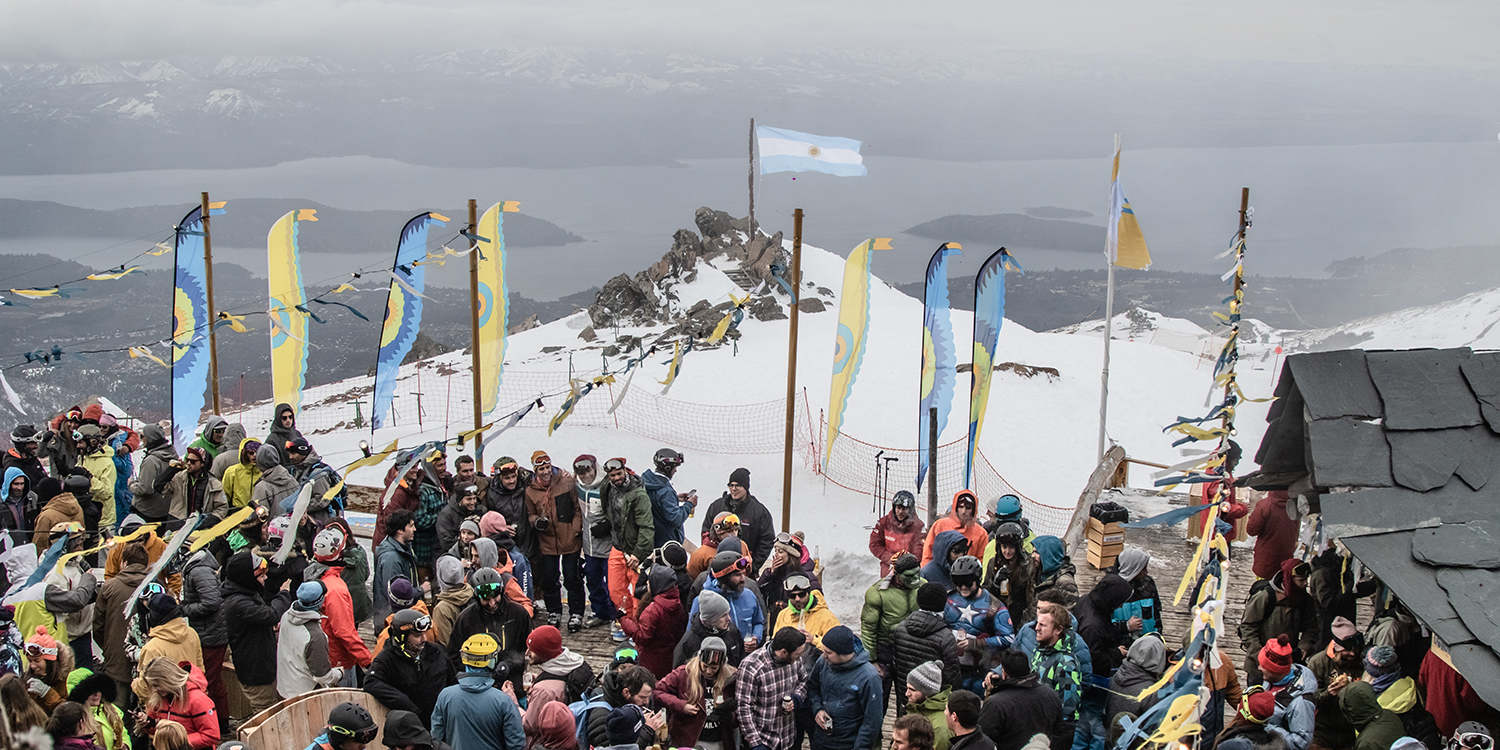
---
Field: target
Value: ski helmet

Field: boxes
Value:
[994,522,1025,546]
[326,702,378,744]
[9,425,39,445]
[653,448,684,472]
[390,608,431,653]
[950,555,983,587]
[892,491,916,510]
[472,567,504,600]
[62,474,90,496]
[313,526,346,562]
[995,494,1023,518]
[461,633,500,670]
[265,516,292,546]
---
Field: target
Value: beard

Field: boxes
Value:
[721,576,745,595]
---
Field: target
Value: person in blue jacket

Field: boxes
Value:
[642,448,697,547]
[431,634,526,750]
[1109,547,1163,636]
[303,702,380,750]
[689,551,766,648]
[920,530,971,593]
[944,555,1012,693]
[807,625,883,750]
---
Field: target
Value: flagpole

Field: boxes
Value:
[748,118,757,238]
[467,199,485,466]
[1097,262,1116,461]
[781,208,803,533]
[201,191,222,415]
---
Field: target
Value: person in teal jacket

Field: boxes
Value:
[431,634,526,750]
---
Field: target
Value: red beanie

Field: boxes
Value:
[1243,689,1276,723]
[527,625,563,663]
[1258,635,1294,680]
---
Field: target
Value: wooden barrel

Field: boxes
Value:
[237,689,390,750]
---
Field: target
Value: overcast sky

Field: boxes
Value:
[3,0,1497,68]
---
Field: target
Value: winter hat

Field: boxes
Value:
[1364,645,1399,676]
[1241,688,1275,724]
[184,446,208,465]
[717,534,743,555]
[147,593,180,626]
[67,669,117,705]
[700,636,728,657]
[479,511,511,538]
[822,625,857,656]
[1330,616,1363,652]
[436,556,466,592]
[531,450,551,466]
[1115,547,1150,580]
[729,467,750,489]
[0,605,14,622]
[1258,635,1295,681]
[459,519,481,538]
[528,625,564,663]
[1125,634,1168,674]
[606,705,645,745]
[1390,739,1427,750]
[295,581,326,611]
[711,550,746,578]
[387,576,419,609]
[907,660,944,697]
[698,590,731,625]
[772,627,807,654]
[646,564,676,596]
[25,626,57,660]
[917,582,948,613]
[892,551,920,575]
[35,478,61,505]
[774,533,805,562]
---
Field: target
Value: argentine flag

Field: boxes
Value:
[757,126,867,177]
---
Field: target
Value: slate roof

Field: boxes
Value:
[1246,347,1500,707]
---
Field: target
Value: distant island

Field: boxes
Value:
[1024,206,1094,220]
[905,213,1105,252]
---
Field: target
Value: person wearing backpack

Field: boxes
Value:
[1238,560,1317,684]
[528,625,596,704]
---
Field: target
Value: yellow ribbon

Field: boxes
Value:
[87,266,142,281]
[188,506,256,552]
[128,346,169,368]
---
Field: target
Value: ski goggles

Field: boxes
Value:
[494,463,519,476]
[613,647,639,664]
[1455,735,1494,750]
[329,724,378,745]
[604,458,628,472]
[398,615,433,634]
[700,648,725,666]
[574,459,596,472]
[23,642,57,658]
[784,575,812,594]
[476,582,505,599]
[250,556,268,577]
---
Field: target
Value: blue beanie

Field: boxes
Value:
[822,625,856,655]
[295,581,326,611]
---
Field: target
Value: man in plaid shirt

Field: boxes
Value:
[736,627,811,750]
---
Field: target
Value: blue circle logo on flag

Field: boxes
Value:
[807,145,821,157]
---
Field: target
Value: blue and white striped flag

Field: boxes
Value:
[757,125,866,177]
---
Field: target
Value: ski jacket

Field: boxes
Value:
[656,662,739,748]
[32,491,85,550]
[690,575,765,643]
[318,564,371,670]
[893,609,961,692]
[642,469,689,548]
[208,423,246,480]
[144,662,218,750]
[577,474,612,558]
[372,535,418,621]
[860,574,925,657]
[674,611,746,670]
[277,606,341,698]
[869,511,925,577]
[179,550,227,647]
[979,673,1065,750]
[773,590,842,651]
[431,671,527,750]
[526,467,582,556]
[620,585,687,679]
[921,511,987,568]
[921,529,971,591]
[604,473,654,562]
[699,492,775,570]
[219,437,261,508]
[806,645,883,750]
[365,640,457,725]
[222,564,293,687]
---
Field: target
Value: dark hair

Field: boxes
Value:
[997,650,1032,681]
[385,509,416,536]
[123,541,150,567]
[455,455,475,468]
[620,665,656,696]
[1036,589,1073,606]
[46,700,89,740]
[945,689,982,729]
[894,714,936,750]
[1037,601,1069,629]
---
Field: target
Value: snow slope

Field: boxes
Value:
[1279,285,1500,352]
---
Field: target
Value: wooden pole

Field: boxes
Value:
[1224,187,1249,436]
[781,208,803,533]
[200,191,221,415]
[748,118,757,239]
[467,199,484,464]
[927,405,938,528]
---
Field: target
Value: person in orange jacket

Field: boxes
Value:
[921,490,989,568]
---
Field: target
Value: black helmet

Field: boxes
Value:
[951,555,983,585]
[326,701,377,744]
[892,491,916,509]
[9,425,39,445]
[653,448,684,472]
[63,474,91,496]
[994,522,1025,544]
[390,608,432,636]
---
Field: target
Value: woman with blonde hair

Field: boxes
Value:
[150,720,191,750]
[655,636,738,749]
[0,673,47,734]
[68,668,130,750]
[135,658,219,749]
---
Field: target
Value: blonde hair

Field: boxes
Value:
[141,658,189,711]
[683,653,735,705]
[152,720,190,750]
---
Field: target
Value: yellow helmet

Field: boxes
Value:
[461,633,499,669]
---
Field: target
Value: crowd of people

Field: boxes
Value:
[0,403,1493,750]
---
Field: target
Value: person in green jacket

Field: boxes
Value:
[220,437,263,509]
[66,668,130,750]
[905,660,954,750]
[863,551,926,713]
[1340,680,1405,750]
[187,415,228,460]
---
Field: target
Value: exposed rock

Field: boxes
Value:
[541,345,563,353]
[401,331,453,365]
[797,298,827,314]
[509,313,540,333]
[589,272,663,328]
[578,326,597,342]
[695,207,738,240]
[747,295,787,321]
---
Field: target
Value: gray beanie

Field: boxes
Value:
[700,636,728,655]
[698,590,731,625]
[1116,547,1150,580]
[907,660,944,697]
[460,519,481,537]
[436,555,466,593]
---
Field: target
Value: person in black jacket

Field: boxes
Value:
[366,609,457,725]
[484,456,537,561]
[698,468,775,571]
[445,567,532,693]
[947,690,998,750]
[1070,573,1136,750]
[220,550,294,715]
[894,582,961,716]
[979,650,1063,750]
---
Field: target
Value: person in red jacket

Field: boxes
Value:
[921,491,988,568]
[1246,491,1298,580]
[137,658,219,749]
[1419,649,1489,738]
[374,462,424,549]
[313,527,372,682]
[871,492,925,578]
[620,564,687,679]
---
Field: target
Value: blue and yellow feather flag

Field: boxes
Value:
[268,209,317,413]
[476,202,519,416]
[825,238,889,468]
[918,242,961,491]
[966,248,1023,488]
[372,212,448,430]
[1107,141,1151,270]
[171,200,226,454]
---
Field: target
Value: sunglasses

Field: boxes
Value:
[604,458,627,471]
[789,589,812,598]
[23,642,56,658]
[184,457,203,465]
[477,582,504,599]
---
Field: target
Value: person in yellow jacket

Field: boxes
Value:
[220,438,263,509]
[75,425,118,529]
[771,574,841,651]
[131,593,204,704]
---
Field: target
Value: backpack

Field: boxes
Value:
[568,693,614,749]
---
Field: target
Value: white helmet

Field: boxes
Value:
[313,526,346,562]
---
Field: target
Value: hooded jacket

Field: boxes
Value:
[208,423,247,480]
[91,561,147,683]
[535,648,595,704]
[78,444,117,523]
[31,490,84,550]
[921,529,972,592]
[143,661,219,750]
[444,597,532,684]
[187,415,227,459]
[431,582,474,648]
[690,573,766,643]
[642,468,689,548]
[1340,681,1405,750]
[179,550,227,647]
[526,467,582,556]
[870,509,925,577]
[1073,573,1136,676]
[435,493,482,558]
[2,446,46,491]
[908,687,955,750]
[167,468,227,522]
[315,560,371,670]
[431,670,527,750]
[264,403,305,463]
[604,471,654,562]
[43,557,97,643]
[1306,648,1364,748]
[372,533,417,621]
[222,550,293,686]
[861,571,926,657]
[921,505,989,567]
[250,444,298,514]
[1032,536,1079,606]
[894,608,961,694]
[1247,491,1298,580]
[622,584,687,678]
[277,605,340,698]
[366,636,457,724]
[1240,562,1319,676]
[773,589,842,651]
[1104,636,1167,730]
[219,436,261,508]
[0,467,34,546]
[807,643,884,750]
[1264,663,1317,750]
[484,468,536,559]
[385,709,451,750]
[577,470,612,558]
[979,673,1065,750]
[67,668,128,750]
[129,425,178,520]
[700,491,776,571]
[132,618,204,702]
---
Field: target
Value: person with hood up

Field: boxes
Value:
[690,550,767,650]
[1363,645,1440,749]
[220,550,292,714]
[773,574,841,654]
[871,491,925,578]
[1109,548,1162,637]
[385,709,453,750]
[894,582,961,714]
[757,531,820,623]
[0,467,35,547]
[1256,635,1316,750]
[277,581,344,698]
[264,404,305,466]
[528,624,596,703]
[921,530,973,593]
[526,699,580,750]
[32,477,85,550]
[807,625,883,750]
[1102,634,1166,736]
[1030,536,1078,607]
[656,635,739,749]
[700,467,775,571]
[431,556,474,648]
[136,657,218,750]
[177,548,227,732]
[485,456,537,560]
[445,567,532,692]
[187,416,228,461]
[1247,490,1298,580]
[207,423,246,480]
[366,608,457,724]
[903,660,953,750]
[309,526,372,686]
[132,595,203,704]
[469,537,534,617]
[373,509,421,622]
[945,556,1011,694]
[1070,572,1137,750]
[249,444,298,515]
[92,542,148,702]
[218,437,261,508]
[167,447,226,523]
[1305,616,1366,750]
[674,589,746,671]
[602,456,654,628]
[4,425,47,490]
[1340,681,1406,750]
[620,564,687,678]
[642,448,696,548]
[922,491,989,568]
[432,633,527,750]
[979,649,1064,750]
[1239,559,1318,684]
[74,425,117,529]
[573,454,620,629]
[525,451,584,632]
[863,551,927,713]
[129,425,179,523]
[65,668,129,750]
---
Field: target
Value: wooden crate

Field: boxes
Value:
[1087,542,1124,569]
[238,689,390,750]
[1085,517,1124,544]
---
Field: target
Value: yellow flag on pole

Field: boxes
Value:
[1106,141,1151,270]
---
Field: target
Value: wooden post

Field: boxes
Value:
[927,405,938,527]
[467,199,484,464]
[200,191,221,415]
[781,208,803,533]
[748,118,757,239]
[1225,187,1249,435]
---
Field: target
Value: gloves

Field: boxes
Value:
[590,520,611,539]
[324,667,344,686]
[533,517,550,532]
[26,678,49,698]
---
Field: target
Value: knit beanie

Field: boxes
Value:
[479,511,511,538]
[1258,635,1294,680]
[436,556,466,593]
[660,540,689,569]
[698,590,731,625]
[700,636,728,657]
[729,467,750,489]
[917,582,948,613]
[907,660,943,697]
[606,705,645,745]
[1242,689,1275,723]
[1330,616,1363,652]
[528,625,564,663]
[147,593,180,627]
[387,576,419,609]
[25,626,57,660]
[294,581,326,611]
[1364,645,1399,676]
[717,534,743,556]
[459,519,481,538]
[822,625,856,656]
[774,533,805,563]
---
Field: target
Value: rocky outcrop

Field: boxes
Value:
[508,313,540,333]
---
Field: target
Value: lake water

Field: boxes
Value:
[1,141,1496,299]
